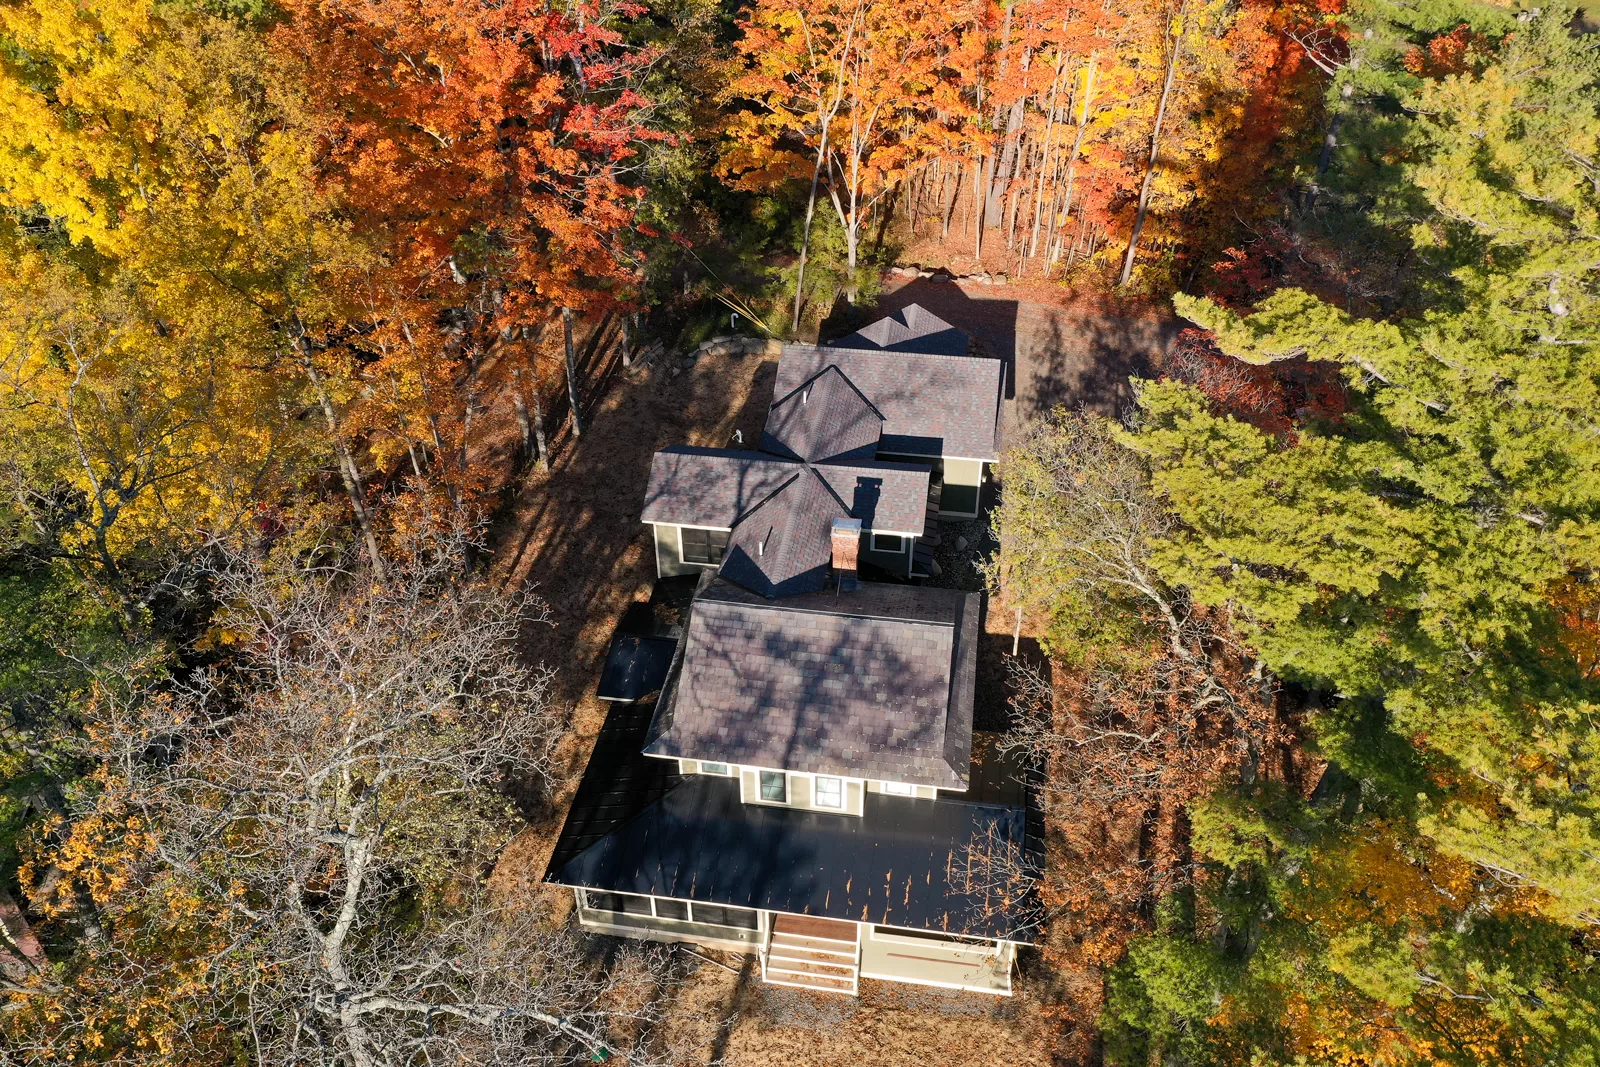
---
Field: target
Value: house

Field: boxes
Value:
[642,305,1005,582]
[544,311,1038,997]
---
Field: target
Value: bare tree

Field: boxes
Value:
[8,525,703,1066]
[951,821,1045,942]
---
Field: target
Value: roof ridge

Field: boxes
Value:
[726,469,803,532]
[785,341,997,366]
[696,595,958,628]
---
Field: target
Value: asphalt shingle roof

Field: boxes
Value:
[641,447,930,536]
[761,365,883,463]
[772,342,1004,461]
[640,448,797,529]
[830,302,971,357]
[718,469,850,599]
[644,578,980,788]
[546,774,1040,942]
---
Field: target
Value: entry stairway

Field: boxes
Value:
[760,914,860,995]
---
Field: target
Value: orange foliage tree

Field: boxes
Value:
[272,0,664,512]
[724,0,1329,295]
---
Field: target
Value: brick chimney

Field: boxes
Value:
[831,517,862,592]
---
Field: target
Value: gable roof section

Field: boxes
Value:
[808,460,930,534]
[641,447,799,529]
[644,578,979,788]
[642,449,930,539]
[761,365,883,464]
[717,469,850,599]
[830,302,970,357]
[773,344,1004,461]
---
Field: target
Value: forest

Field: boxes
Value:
[0,0,1597,1063]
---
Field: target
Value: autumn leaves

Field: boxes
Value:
[0,0,663,599]
[721,0,1326,304]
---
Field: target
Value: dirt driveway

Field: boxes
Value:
[866,277,1179,445]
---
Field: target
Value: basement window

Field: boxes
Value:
[870,532,905,553]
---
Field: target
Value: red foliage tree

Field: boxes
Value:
[1165,326,1346,436]
[275,0,661,317]
[1403,24,1494,79]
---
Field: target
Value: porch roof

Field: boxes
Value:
[545,773,1041,943]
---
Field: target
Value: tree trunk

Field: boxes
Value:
[510,368,533,467]
[561,307,582,439]
[1028,56,1068,262]
[943,162,962,240]
[296,338,384,577]
[1119,12,1184,289]
[519,330,551,471]
[872,184,900,257]
[792,122,832,332]
[973,153,986,261]
[989,98,1026,231]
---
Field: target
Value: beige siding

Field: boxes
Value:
[867,781,934,800]
[944,458,983,487]
[653,524,700,577]
[679,759,699,774]
[939,459,984,517]
[739,767,862,816]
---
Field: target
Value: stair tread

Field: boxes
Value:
[768,940,857,966]
[769,945,857,963]
[766,958,857,979]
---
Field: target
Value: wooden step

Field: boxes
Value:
[765,955,858,980]
[769,933,857,957]
[762,971,857,994]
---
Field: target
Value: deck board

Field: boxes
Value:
[773,913,859,943]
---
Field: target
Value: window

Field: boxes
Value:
[814,776,843,808]
[759,771,787,802]
[699,762,731,776]
[680,527,729,565]
[653,899,690,921]
[882,781,915,796]
[690,903,759,930]
[582,891,652,916]
[870,532,905,553]
[872,924,992,947]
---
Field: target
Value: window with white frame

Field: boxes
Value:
[870,532,905,553]
[579,891,758,930]
[882,780,915,796]
[814,775,843,808]
[680,527,729,565]
[758,770,787,802]
[699,761,731,776]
